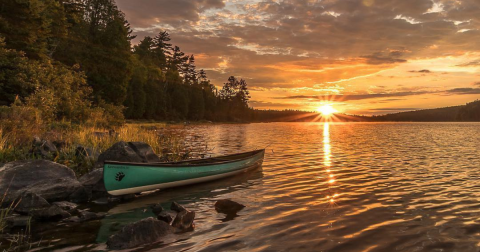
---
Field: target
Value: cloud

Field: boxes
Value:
[456,60,480,67]
[273,91,429,101]
[445,88,480,94]
[409,69,432,73]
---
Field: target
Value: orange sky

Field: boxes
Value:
[116,0,480,115]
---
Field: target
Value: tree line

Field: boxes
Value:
[0,0,253,126]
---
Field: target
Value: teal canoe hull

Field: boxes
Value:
[103,149,265,195]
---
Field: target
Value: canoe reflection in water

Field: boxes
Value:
[96,162,264,243]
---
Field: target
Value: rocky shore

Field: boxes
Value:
[0,140,246,250]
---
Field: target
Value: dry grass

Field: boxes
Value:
[0,123,194,176]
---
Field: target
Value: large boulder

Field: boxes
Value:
[95,141,160,168]
[0,160,82,203]
[23,178,85,202]
[79,168,107,199]
[107,217,174,250]
[170,201,186,212]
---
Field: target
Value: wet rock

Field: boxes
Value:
[52,201,78,212]
[170,201,186,212]
[171,210,195,232]
[79,168,107,199]
[30,205,71,221]
[0,160,79,203]
[157,211,174,224]
[5,215,31,228]
[106,217,174,250]
[95,141,160,168]
[31,137,57,158]
[14,192,50,214]
[151,204,164,215]
[214,199,245,215]
[63,210,106,223]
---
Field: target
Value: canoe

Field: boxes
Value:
[103,149,265,196]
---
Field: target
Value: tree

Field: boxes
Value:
[0,0,69,59]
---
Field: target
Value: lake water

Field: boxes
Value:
[38,123,480,251]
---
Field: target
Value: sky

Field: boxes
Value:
[115,0,480,115]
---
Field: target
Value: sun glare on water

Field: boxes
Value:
[317,104,337,116]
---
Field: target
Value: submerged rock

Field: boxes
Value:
[95,141,160,168]
[171,210,195,232]
[151,204,164,216]
[65,210,106,223]
[5,215,32,228]
[14,192,50,214]
[0,160,81,203]
[106,217,174,250]
[170,201,186,212]
[52,201,78,212]
[30,205,71,221]
[214,199,245,215]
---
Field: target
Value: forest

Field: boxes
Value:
[0,0,253,127]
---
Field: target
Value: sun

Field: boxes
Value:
[317,104,337,116]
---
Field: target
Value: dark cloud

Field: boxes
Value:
[115,0,224,28]
[409,69,432,73]
[474,82,480,86]
[445,88,480,94]
[273,91,429,101]
[361,53,407,65]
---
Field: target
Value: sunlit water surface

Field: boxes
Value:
[41,123,480,251]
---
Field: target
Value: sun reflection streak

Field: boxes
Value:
[323,122,340,207]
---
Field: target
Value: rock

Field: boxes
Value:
[30,205,71,221]
[172,210,195,232]
[31,137,57,158]
[52,201,78,212]
[157,211,174,224]
[14,192,50,214]
[106,217,174,250]
[79,168,107,199]
[24,178,84,203]
[68,186,90,203]
[75,146,98,159]
[214,199,245,215]
[170,201,186,212]
[128,142,161,163]
[77,210,106,221]
[52,140,66,150]
[5,215,32,228]
[95,141,160,168]
[0,160,80,203]
[151,204,164,215]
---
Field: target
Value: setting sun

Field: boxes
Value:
[317,104,337,116]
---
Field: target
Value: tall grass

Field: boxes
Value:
[0,123,192,176]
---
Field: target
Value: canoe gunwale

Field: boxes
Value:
[104,149,265,168]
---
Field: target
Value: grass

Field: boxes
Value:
[0,123,198,176]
